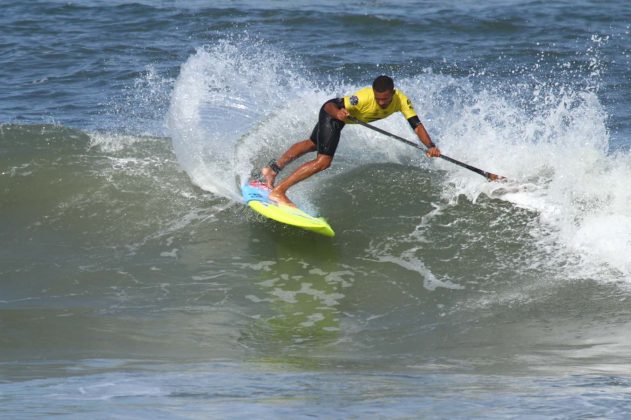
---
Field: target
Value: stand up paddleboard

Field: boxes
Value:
[241,180,335,237]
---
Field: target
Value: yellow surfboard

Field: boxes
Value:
[241,180,335,237]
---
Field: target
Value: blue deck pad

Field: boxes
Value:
[241,181,271,204]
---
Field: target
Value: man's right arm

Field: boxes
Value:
[323,98,349,121]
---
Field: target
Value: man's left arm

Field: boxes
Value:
[413,122,441,158]
[399,91,441,158]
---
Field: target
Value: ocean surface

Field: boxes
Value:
[2,0,631,417]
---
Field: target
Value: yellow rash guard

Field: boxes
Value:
[343,87,418,123]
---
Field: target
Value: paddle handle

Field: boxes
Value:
[347,116,503,181]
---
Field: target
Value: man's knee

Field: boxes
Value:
[315,155,333,171]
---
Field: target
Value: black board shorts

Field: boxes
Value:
[309,104,345,157]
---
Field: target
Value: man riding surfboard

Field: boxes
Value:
[262,75,441,207]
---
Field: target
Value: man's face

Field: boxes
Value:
[374,89,394,109]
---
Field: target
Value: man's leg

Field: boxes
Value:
[261,139,316,188]
[268,154,332,207]
[265,101,342,205]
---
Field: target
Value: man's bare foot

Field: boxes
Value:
[261,166,277,189]
[268,189,297,207]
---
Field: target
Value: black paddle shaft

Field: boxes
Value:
[347,116,504,181]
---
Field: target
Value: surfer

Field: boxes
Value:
[262,75,441,207]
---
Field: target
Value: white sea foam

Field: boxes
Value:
[88,132,151,152]
[358,59,630,281]
[428,78,631,279]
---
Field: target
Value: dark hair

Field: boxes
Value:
[372,75,394,92]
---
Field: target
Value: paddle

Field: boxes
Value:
[347,116,505,181]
